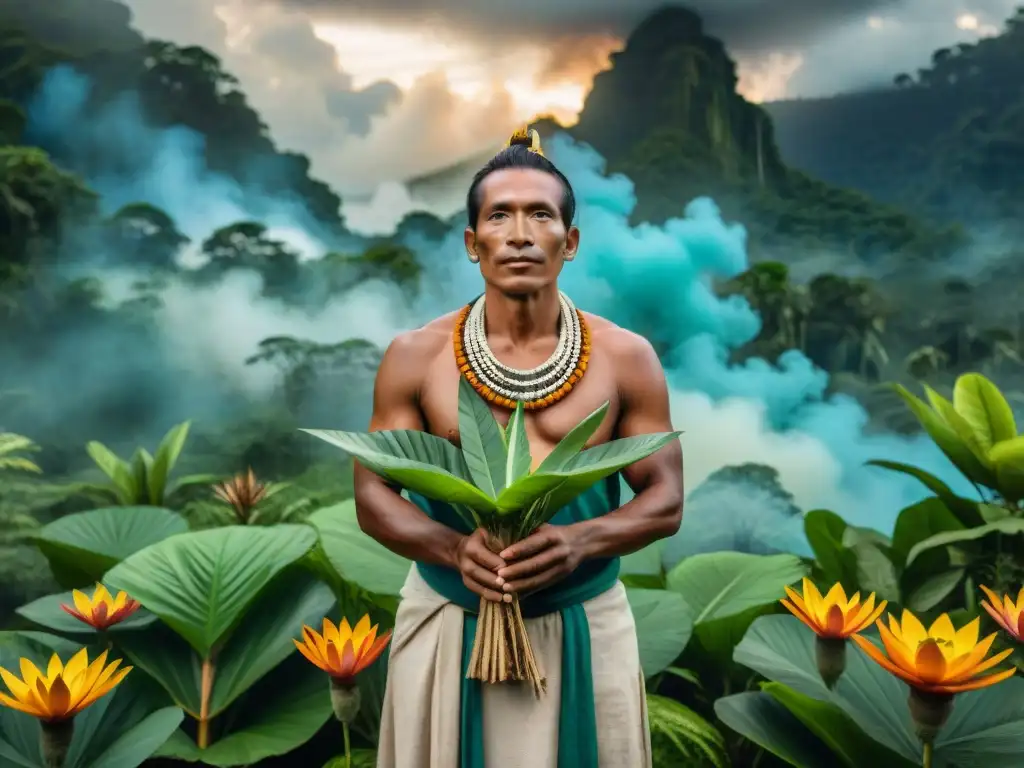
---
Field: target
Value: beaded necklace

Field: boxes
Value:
[453,292,591,410]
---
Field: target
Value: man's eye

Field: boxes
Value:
[534,211,552,219]
[489,212,507,220]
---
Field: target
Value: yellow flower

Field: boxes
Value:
[294,614,391,684]
[60,584,141,631]
[0,648,131,721]
[852,610,1015,694]
[979,584,1024,643]
[782,579,886,639]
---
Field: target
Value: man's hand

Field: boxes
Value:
[496,524,582,596]
[454,529,509,602]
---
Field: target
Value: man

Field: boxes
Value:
[358,126,683,767]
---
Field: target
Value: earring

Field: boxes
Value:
[467,252,480,263]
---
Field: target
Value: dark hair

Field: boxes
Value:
[465,143,576,229]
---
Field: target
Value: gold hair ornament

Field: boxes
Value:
[504,126,544,157]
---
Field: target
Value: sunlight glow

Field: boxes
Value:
[313,22,597,124]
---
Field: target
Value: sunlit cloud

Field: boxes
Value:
[736,52,805,103]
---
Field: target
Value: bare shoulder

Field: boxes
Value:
[581,311,664,378]
[383,309,460,364]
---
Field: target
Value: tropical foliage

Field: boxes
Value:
[0,372,1019,766]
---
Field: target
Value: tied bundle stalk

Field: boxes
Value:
[303,377,681,697]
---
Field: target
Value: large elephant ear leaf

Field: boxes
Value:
[457,376,507,497]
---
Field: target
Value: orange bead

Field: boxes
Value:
[456,356,467,365]
[568,373,578,384]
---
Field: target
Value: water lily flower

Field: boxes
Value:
[0,648,132,767]
[295,615,392,723]
[60,584,140,631]
[979,584,1024,642]
[852,610,1015,765]
[781,578,886,688]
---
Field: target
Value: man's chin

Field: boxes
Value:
[489,275,556,296]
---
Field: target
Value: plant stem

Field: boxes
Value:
[343,721,351,768]
[198,655,216,749]
[923,741,933,768]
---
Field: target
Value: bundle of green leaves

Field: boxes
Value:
[304,376,681,692]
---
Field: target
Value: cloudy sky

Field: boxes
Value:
[120,0,1017,230]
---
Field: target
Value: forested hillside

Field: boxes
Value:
[767,6,1024,228]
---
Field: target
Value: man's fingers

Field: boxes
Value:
[500,528,555,561]
[463,568,506,602]
[469,545,505,573]
[505,566,566,596]
[496,548,563,583]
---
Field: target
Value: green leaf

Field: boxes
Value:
[906,568,966,612]
[301,429,497,512]
[715,692,837,768]
[842,533,900,604]
[149,421,190,505]
[34,506,187,589]
[323,749,377,767]
[621,540,665,578]
[734,614,1024,765]
[906,518,1024,568]
[128,450,149,505]
[85,441,134,504]
[534,402,609,473]
[803,510,858,590]
[988,436,1024,503]
[647,694,727,768]
[504,402,531,487]
[892,384,995,488]
[953,373,1016,452]
[15,591,158,634]
[209,568,336,715]
[104,525,317,656]
[307,501,411,597]
[113,623,202,717]
[666,551,807,626]
[889,498,965,568]
[763,682,916,768]
[626,588,693,677]
[457,376,507,497]
[86,707,184,768]
[156,656,332,765]
[530,432,681,516]
[866,460,983,527]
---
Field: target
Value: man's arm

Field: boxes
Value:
[354,332,508,601]
[497,332,683,593]
[569,333,683,559]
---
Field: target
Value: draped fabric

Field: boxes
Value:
[375,476,652,767]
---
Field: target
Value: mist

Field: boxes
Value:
[10,63,973,556]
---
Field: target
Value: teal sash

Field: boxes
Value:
[412,475,621,768]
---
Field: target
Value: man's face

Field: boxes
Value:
[464,168,579,295]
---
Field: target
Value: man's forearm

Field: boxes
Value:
[568,483,682,560]
[355,478,464,568]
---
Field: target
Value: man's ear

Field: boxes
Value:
[464,227,480,263]
[563,225,580,262]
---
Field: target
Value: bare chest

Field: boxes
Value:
[419,345,620,466]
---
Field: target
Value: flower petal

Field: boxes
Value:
[914,639,947,684]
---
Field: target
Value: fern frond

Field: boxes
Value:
[647,693,728,768]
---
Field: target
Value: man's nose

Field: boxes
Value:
[506,213,534,246]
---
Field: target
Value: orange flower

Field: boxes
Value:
[852,610,1016,694]
[979,584,1024,642]
[60,584,140,631]
[782,578,886,639]
[0,648,131,721]
[294,615,391,684]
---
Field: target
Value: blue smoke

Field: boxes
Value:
[21,66,974,554]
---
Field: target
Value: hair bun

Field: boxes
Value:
[504,125,545,157]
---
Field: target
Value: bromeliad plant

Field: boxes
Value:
[304,376,681,695]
